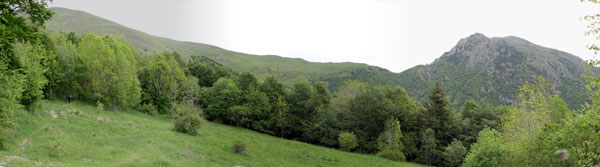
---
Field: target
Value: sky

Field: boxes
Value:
[50,0,600,72]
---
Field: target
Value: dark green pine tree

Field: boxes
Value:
[419,83,459,166]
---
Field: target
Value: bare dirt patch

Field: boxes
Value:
[18,138,32,150]
[49,110,58,119]
[60,109,83,116]
[96,117,145,130]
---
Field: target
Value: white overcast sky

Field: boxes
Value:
[50,0,599,72]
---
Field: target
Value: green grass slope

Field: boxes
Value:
[46,7,401,89]
[0,100,427,167]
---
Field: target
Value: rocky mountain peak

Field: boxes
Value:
[462,33,490,44]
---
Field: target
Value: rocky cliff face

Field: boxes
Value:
[398,33,590,108]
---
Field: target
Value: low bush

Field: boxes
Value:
[338,131,358,152]
[232,140,247,154]
[377,149,406,161]
[173,103,203,135]
[137,103,158,115]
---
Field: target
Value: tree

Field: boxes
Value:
[421,83,458,147]
[287,81,318,139]
[443,139,467,167]
[0,66,24,148]
[0,0,54,70]
[14,42,48,110]
[332,80,423,153]
[202,78,241,122]
[260,76,288,137]
[77,34,141,109]
[187,55,230,87]
[459,100,506,146]
[338,132,358,152]
[52,32,84,98]
[376,118,406,161]
[417,128,439,165]
[140,52,185,113]
[462,128,509,167]
[236,72,259,91]
[273,96,289,138]
[500,76,556,166]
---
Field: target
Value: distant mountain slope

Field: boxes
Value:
[397,33,590,108]
[46,7,402,89]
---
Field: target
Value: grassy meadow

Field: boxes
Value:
[0,100,427,167]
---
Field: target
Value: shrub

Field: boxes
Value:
[232,140,247,154]
[377,149,406,161]
[137,103,158,115]
[96,101,104,111]
[173,103,203,135]
[338,131,358,152]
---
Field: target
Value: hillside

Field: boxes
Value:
[0,100,427,167]
[46,7,592,108]
[397,33,590,108]
[45,7,402,89]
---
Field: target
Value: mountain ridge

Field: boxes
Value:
[399,33,589,107]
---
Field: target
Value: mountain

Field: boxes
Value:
[45,7,402,89]
[46,7,592,108]
[397,33,590,108]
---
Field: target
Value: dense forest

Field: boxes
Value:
[2,0,600,167]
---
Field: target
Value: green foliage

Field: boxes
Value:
[14,42,48,110]
[376,149,406,162]
[376,118,406,161]
[331,80,423,154]
[500,76,558,166]
[0,0,52,148]
[0,0,53,71]
[0,67,24,148]
[459,100,506,146]
[51,32,85,98]
[417,128,439,165]
[173,103,203,135]
[462,76,575,166]
[77,34,141,109]
[272,96,289,138]
[260,77,288,137]
[287,81,329,139]
[421,83,459,147]
[442,140,466,167]
[140,52,186,113]
[338,132,358,152]
[203,78,242,122]
[377,118,404,153]
[137,103,158,115]
[187,55,231,87]
[96,101,104,111]
[462,128,509,167]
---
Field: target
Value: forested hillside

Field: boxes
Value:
[46,7,594,109]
